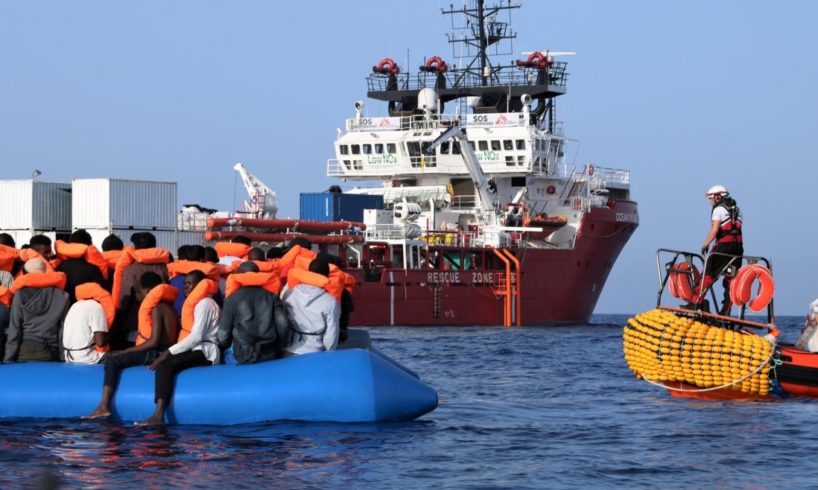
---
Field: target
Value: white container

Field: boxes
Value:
[0,180,72,230]
[363,209,393,226]
[72,179,177,230]
[86,229,208,254]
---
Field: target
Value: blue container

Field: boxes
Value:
[300,193,384,222]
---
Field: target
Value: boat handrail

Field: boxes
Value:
[365,63,569,93]
[345,111,531,132]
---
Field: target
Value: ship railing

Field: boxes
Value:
[366,62,568,93]
[593,166,631,187]
[345,111,528,133]
[177,212,211,231]
[365,224,408,241]
[449,195,477,209]
[327,159,346,177]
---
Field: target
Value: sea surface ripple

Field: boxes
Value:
[1,315,816,489]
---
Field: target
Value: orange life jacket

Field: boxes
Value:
[167,260,222,281]
[286,267,342,302]
[225,271,281,298]
[0,286,11,307]
[102,250,123,270]
[112,247,170,309]
[179,279,219,343]
[329,264,356,295]
[75,282,115,328]
[11,271,67,293]
[54,240,110,280]
[229,259,279,274]
[136,284,178,346]
[279,245,316,282]
[0,244,18,273]
[214,242,252,260]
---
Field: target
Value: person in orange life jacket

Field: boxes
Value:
[112,232,169,350]
[56,229,107,302]
[218,261,289,364]
[283,257,341,356]
[62,283,112,364]
[266,246,285,260]
[0,233,24,276]
[203,246,219,264]
[0,270,14,357]
[217,235,253,267]
[4,259,70,362]
[137,270,221,426]
[695,185,744,315]
[169,245,193,314]
[317,252,354,343]
[28,235,54,261]
[101,234,125,271]
[85,271,178,420]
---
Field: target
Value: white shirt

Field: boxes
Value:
[168,297,221,364]
[62,300,108,364]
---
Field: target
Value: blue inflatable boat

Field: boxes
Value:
[0,334,438,425]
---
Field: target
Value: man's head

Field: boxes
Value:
[316,252,341,268]
[203,246,219,263]
[308,257,330,278]
[705,185,729,204]
[183,270,207,296]
[23,258,47,274]
[132,232,157,250]
[137,271,163,301]
[236,261,260,273]
[0,233,15,247]
[266,246,284,260]
[287,237,311,252]
[28,235,52,257]
[69,229,93,245]
[231,235,252,246]
[247,247,266,262]
[177,245,191,261]
[101,234,124,252]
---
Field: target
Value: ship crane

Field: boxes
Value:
[424,125,499,224]
[233,162,278,219]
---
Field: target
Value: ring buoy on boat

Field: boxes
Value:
[373,57,400,75]
[546,185,556,195]
[421,56,448,73]
[668,262,700,303]
[515,52,549,69]
[730,264,775,312]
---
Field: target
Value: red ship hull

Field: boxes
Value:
[347,200,638,326]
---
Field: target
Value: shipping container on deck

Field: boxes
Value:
[0,180,72,231]
[72,179,177,231]
[85,229,207,254]
[299,193,384,222]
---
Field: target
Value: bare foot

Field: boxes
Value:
[83,407,111,420]
[134,416,164,426]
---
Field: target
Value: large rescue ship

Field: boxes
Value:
[208,0,639,326]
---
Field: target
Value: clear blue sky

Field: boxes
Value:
[1,1,817,316]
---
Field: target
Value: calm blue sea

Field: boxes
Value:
[1,314,816,489]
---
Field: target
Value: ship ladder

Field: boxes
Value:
[492,248,522,327]
[433,285,441,318]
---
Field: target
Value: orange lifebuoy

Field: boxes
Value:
[730,264,775,312]
[546,185,556,195]
[422,56,448,73]
[668,262,700,303]
[373,57,400,75]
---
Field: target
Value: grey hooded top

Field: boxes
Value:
[4,286,69,362]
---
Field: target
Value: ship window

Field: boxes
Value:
[374,143,384,154]
[505,155,515,166]
[363,144,372,154]
[421,142,437,167]
[351,144,361,155]
[517,155,525,166]
[516,140,526,150]
[468,141,476,151]
[407,141,422,167]
[535,139,543,151]
[354,160,363,170]
[440,141,450,154]
[491,140,501,151]
[511,177,526,187]
[340,145,349,155]
[478,140,488,151]
[452,141,461,154]
[503,140,514,151]
[387,143,397,154]
[343,160,352,169]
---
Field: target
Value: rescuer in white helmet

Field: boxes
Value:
[695,185,743,314]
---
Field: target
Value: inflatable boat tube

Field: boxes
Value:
[0,349,438,425]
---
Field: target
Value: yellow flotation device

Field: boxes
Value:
[623,309,773,396]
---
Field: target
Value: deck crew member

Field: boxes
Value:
[137,270,221,426]
[696,185,743,315]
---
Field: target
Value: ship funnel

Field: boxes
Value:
[418,88,438,113]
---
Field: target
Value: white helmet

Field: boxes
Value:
[705,185,728,197]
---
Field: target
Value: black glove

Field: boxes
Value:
[700,246,708,256]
